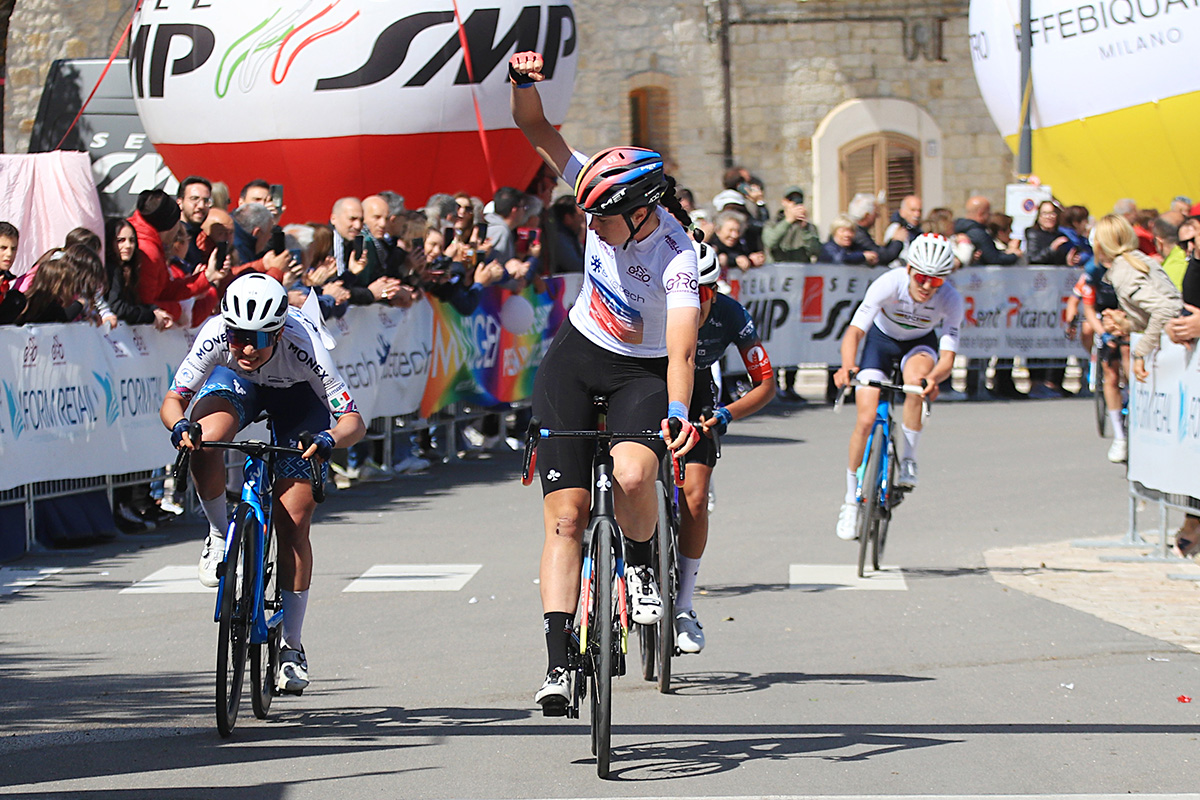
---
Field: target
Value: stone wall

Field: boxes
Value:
[4,0,1014,218]
[4,0,130,153]
[557,0,1014,220]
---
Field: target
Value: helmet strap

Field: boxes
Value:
[620,207,655,249]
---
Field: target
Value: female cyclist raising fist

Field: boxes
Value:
[509,50,701,713]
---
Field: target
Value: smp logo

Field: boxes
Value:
[51,336,66,365]
[92,372,121,426]
[22,337,37,368]
[3,382,25,440]
[131,5,577,97]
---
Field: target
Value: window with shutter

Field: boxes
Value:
[839,133,921,242]
[629,87,670,156]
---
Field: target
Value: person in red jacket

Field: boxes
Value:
[131,190,228,325]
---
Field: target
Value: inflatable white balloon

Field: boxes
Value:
[968,0,1200,210]
[131,0,577,222]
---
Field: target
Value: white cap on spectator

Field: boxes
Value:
[712,190,746,210]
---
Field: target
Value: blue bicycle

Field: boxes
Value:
[837,368,928,577]
[172,421,325,737]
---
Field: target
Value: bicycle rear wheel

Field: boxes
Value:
[590,519,615,779]
[856,427,884,578]
[656,477,676,695]
[251,517,280,719]
[216,504,254,737]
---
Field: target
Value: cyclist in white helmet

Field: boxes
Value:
[673,238,775,652]
[832,233,964,540]
[159,273,365,692]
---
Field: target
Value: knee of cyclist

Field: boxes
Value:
[612,463,654,496]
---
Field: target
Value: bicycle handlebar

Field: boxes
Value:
[834,372,931,419]
[171,421,327,504]
[520,418,688,488]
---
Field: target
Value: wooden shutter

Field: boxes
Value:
[839,133,921,241]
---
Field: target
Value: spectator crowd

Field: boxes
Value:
[2,164,1198,554]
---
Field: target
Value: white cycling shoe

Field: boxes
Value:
[197,535,224,588]
[276,647,309,693]
[535,667,570,715]
[836,502,859,541]
[897,458,919,489]
[625,565,663,625]
[674,610,705,654]
[1107,438,1128,463]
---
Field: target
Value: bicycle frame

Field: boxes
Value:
[213,454,279,646]
[858,395,897,511]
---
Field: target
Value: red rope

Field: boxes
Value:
[56,1,142,151]
[451,0,498,196]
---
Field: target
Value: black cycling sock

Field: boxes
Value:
[544,612,573,672]
[624,536,652,568]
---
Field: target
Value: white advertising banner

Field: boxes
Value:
[1127,335,1200,500]
[0,304,434,491]
[0,323,188,491]
[727,264,1077,370]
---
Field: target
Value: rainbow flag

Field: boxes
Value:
[420,278,570,418]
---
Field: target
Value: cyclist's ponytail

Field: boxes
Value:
[660,175,693,232]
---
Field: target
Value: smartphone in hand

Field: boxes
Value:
[214,241,228,268]
[352,234,364,260]
[268,227,286,255]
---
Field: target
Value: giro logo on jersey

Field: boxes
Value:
[547,469,561,482]
[627,264,651,283]
[665,275,698,293]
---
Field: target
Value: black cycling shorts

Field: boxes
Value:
[858,326,939,383]
[684,372,719,468]
[532,321,668,495]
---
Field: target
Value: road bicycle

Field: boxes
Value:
[638,411,716,694]
[836,368,927,578]
[521,398,680,778]
[173,421,325,738]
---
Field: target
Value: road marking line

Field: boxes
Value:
[121,565,214,594]
[343,564,482,592]
[0,567,62,596]
[788,563,908,591]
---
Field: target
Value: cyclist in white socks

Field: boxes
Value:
[675,240,775,652]
[833,233,963,540]
[161,274,365,692]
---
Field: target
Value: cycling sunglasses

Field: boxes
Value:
[910,272,944,288]
[226,328,278,350]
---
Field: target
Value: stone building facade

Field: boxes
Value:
[3,0,1014,229]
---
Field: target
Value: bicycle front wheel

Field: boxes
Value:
[856,427,884,578]
[1094,356,1108,437]
[216,504,254,737]
[873,438,898,571]
[591,519,615,779]
[656,478,676,695]
[251,516,280,719]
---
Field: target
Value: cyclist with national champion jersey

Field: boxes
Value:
[833,233,964,541]
[673,240,775,653]
[159,273,365,693]
[509,50,701,714]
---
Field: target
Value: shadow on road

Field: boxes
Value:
[668,669,934,696]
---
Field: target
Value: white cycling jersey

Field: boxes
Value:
[170,306,357,417]
[849,266,965,352]
[561,151,699,358]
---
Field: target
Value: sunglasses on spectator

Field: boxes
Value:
[227,328,278,349]
[910,272,944,288]
[1181,237,1195,248]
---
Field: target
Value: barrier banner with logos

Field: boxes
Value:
[726,264,1077,369]
[0,323,187,491]
[1127,335,1200,500]
[420,277,574,417]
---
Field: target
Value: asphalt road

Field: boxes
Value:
[2,396,1198,799]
